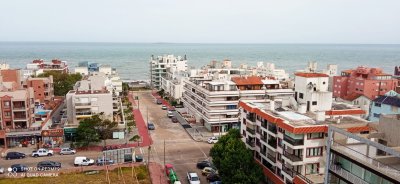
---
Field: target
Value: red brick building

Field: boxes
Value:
[24,76,54,104]
[333,66,398,100]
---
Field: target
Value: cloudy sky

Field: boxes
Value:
[0,0,399,43]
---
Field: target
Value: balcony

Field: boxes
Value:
[75,102,91,106]
[268,139,277,149]
[268,124,277,134]
[284,151,303,162]
[329,165,369,184]
[284,134,304,146]
[282,165,294,177]
[13,105,26,111]
[76,111,92,116]
[7,127,41,132]
[246,138,255,147]
[246,127,255,135]
[260,136,267,143]
[246,114,256,122]
[267,153,276,162]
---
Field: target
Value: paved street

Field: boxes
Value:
[134,91,213,184]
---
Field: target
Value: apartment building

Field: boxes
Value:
[325,115,400,184]
[255,62,290,80]
[0,88,36,148]
[239,100,369,184]
[150,55,188,89]
[333,66,398,100]
[24,76,54,104]
[27,59,69,75]
[369,90,400,122]
[66,73,120,125]
[0,69,22,89]
[182,76,239,133]
[160,67,189,101]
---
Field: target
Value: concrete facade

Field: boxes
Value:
[150,55,188,89]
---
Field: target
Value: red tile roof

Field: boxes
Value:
[325,109,366,115]
[347,126,370,133]
[231,76,263,85]
[294,72,329,78]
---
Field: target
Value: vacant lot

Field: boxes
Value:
[0,166,150,184]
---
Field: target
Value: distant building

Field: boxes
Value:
[150,55,188,89]
[255,62,289,80]
[369,90,400,122]
[160,67,189,101]
[28,59,69,75]
[325,117,400,184]
[294,72,332,112]
[333,66,398,100]
[0,69,22,89]
[24,76,54,104]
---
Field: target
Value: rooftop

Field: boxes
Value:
[231,76,263,85]
[294,72,329,78]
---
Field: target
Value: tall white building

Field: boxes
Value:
[256,62,290,81]
[294,72,332,112]
[160,67,189,101]
[150,55,188,89]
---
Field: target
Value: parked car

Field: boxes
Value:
[60,148,76,155]
[96,158,114,166]
[161,105,167,110]
[5,152,26,160]
[167,111,174,118]
[0,166,4,174]
[124,154,143,162]
[196,160,212,169]
[10,164,28,173]
[32,148,54,157]
[171,116,179,123]
[168,107,176,111]
[148,122,155,130]
[207,137,219,144]
[201,167,217,176]
[207,173,221,182]
[156,99,162,104]
[74,157,95,166]
[187,172,200,184]
[37,161,61,171]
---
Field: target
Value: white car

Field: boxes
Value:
[162,105,167,110]
[187,172,200,184]
[60,148,76,155]
[32,148,54,157]
[207,137,219,144]
[0,167,4,174]
[74,157,95,166]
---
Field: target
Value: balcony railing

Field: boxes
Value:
[14,116,27,120]
[13,106,26,110]
[284,151,303,162]
[284,134,304,146]
[282,165,294,177]
[246,127,255,135]
[76,112,92,116]
[75,102,91,106]
[261,136,267,143]
[329,165,369,184]
[7,127,41,132]
[246,114,256,122]
[267,153,276,162]
[246,139,255,147]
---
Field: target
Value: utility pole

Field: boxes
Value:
[147,146,151,179]
[163,139,166,167]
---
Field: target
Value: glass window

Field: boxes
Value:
[351,163,364,179]
[306,163,318,174]
[306,147,323,157]
[364,170,380,184]
[374,103,381,107]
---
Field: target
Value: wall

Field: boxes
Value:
[369,102,400,122]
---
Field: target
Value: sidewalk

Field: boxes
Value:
[149,162,169,184]
[129,93,152,147]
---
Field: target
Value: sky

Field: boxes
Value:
[0,0,399,44]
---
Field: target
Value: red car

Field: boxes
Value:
[171,116,178,123]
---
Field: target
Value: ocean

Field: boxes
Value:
[0,42,399,80]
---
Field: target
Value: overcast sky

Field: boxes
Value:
[1,0,399,43]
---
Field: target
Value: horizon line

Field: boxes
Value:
[0,41,399,45]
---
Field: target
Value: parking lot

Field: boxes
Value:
[135,91,213,184]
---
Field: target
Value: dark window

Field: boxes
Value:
[306,147,323,157]
[312,101,317,105]
[374,103,381,107]
[373,113,380,118]
[299,93,304,99]
[307,133,324,139]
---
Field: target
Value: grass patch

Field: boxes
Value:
[0,166,150,184]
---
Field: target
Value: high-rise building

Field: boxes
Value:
[150,55,188,89]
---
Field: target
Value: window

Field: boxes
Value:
[5,112,11,117]
[307,133,324,139]
[226,105,237,110]
[306,147,323,157]
[305,163,319,174]
[243,118,246,125]
[391,106,398,112]
[312,101,317,105]
[299,93,304,99]
[374,103,381,107]
[3,101,10,108]
[373,113,380,118]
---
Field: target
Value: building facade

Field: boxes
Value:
[369,90,400,122]
[150,55,188,89]
[24,76,54,104]
[333,66,398,100]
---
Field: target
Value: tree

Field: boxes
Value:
[75,113,117,148]
[210,129,263,184]
[97,119,118,147]
[75,116,101,147]
[37,71,82,96]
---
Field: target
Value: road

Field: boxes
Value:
[134,91,213,184]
